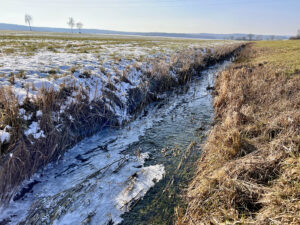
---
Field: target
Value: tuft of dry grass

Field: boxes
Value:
[8,73,15,85]
[182,41,300,224]
[0,87,24,154]
[79,70,91,79]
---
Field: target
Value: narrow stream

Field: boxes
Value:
[0,61,230,225]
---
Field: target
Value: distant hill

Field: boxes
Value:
[0,23,290,40]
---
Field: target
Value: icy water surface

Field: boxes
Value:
[0,62,229,225]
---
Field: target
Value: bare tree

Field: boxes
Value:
[290,29,300,40]
[248,34,254,41]
[25,14,32,31]
[256,35,262,41]
[67,17,75,33]
[76,22,83,33]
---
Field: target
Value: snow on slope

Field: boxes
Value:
[0,36,228,126]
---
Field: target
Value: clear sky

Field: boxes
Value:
[0,0,299,35]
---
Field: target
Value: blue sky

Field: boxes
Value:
[0,0,299,35]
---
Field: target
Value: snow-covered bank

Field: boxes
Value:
[0,34,245,203]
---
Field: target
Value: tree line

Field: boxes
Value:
[25,14,84,33]
[290,29,300,40]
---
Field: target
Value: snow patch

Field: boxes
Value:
[24,122,46,139]
[116,164,165,211]
[36,110,43,117]
[0,130,10,144]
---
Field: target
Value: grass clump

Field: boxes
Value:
[0,87,24,155]
[8,73,15,85]
[3,48,15,54]
[48,68,58,75]
[16,70,26,79]
[79,70,91,78]
[70,66,77,74]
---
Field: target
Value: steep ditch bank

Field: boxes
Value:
[0,43,245,203]
[183,41,300,224]
[1,61,230,224]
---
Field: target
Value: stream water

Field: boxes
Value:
[0,61,230,225]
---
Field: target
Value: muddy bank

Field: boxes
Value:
[0,43,245,202]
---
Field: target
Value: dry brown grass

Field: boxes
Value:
[182,42,300,224]
[148,43,245,94]
[0,87,24,154]
[0,84,117,202]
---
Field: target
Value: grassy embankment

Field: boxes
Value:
[182,40,300,224]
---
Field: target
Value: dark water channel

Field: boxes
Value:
[121,62,230,225]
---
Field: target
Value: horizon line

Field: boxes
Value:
[0,22,291,37]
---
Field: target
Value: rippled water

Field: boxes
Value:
[0,61,229,225]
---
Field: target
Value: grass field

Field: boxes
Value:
[0,31,230,55]
[241,40,300,75]
[183,40,300,224]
